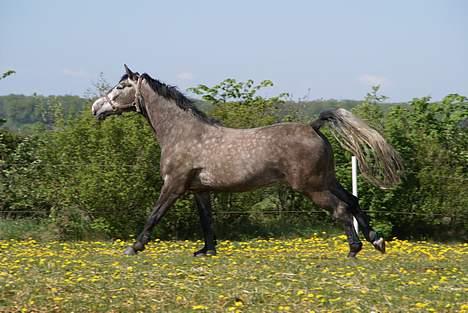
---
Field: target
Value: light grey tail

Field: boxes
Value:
[311,108,403,189]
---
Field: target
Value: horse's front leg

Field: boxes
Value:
[124,182,184,255]
[194,192,217,256]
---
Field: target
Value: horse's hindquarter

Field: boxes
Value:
[189,123,331,192]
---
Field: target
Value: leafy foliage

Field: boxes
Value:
[0,95,88,130]
[1,106,163,239]
[189,78,289,128]
[351,92,467,238]
[0,78,466,240]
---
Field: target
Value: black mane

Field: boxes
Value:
[140,73,218,125]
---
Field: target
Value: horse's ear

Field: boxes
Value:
[124,64,135,79]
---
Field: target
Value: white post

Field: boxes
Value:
[351,156,359,233]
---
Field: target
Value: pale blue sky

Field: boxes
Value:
[1,0,467,101]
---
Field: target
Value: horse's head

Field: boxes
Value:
[92,65,141,120]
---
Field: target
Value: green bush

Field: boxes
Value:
[0,82,466,241]
[352,93,468,239]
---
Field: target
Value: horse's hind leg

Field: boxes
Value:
[304,189,363,257]
[194,192,217,256]
[333,184,385,253]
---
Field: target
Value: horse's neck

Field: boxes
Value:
[141,87,206,147]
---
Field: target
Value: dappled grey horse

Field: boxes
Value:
[92,65,402,258]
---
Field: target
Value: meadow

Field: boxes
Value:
[0,234,466,312]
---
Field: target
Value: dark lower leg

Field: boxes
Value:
[124,192,180,255]
[334,184,382,244]
[346,198,385,253]
[337,188,385,253]
[346,229,363,257]
[194,192,217,256]
[335,208,363,258]
[350,203,379,242]
[340,204,385,254]
[306,189,363,257]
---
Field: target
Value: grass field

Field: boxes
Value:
[0,234,466,312]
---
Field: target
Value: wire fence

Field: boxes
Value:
[2,163,467,181]
[1,162,466,221]
[1,209,465,218]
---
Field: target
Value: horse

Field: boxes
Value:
[91,65,402,258]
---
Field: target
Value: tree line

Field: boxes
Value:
[0,80,466,241]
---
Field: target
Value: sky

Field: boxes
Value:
[1,0,467,102]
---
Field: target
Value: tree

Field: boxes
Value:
[189,78,289,128]
[84,72,111,99]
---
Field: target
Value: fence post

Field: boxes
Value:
[351,156,359,233]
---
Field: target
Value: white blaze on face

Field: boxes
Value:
[107,88,119,101]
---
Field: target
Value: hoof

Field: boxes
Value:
[373,238,386,254]
[347,242,362,258]
[347,251,358,258]
[124,246,137,256]
[205,249,216,256]
[194,248,216,257]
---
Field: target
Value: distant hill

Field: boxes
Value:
[0,94,401,131]
[0,94,89,131]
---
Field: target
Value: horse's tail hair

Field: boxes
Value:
[311,108,403,189]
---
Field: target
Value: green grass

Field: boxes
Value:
[0,218,58,241]
[0,235,466,312]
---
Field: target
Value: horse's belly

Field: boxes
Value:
[191,167,284,192]
[198,170,220,187]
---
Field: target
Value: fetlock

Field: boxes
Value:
[372,237,386,254]
[194,246,216,257]
[368,230,379,242]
